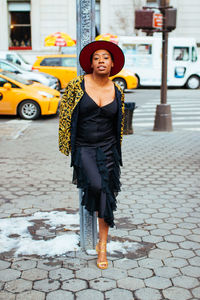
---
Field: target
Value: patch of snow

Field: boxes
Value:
[0,211,80,257]
[0,217,32,252]
[86,249,97,256]
[33,211,79,230]
[0,211,141,257]
[16,233,79,256]
[107,240,140,255]
[86,240,141,256]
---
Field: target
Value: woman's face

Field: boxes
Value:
[91,49,114,76]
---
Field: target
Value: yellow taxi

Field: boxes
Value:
[0,71,60,120]
[32,54,138,90]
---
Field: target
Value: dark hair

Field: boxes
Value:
[90,50,114,63]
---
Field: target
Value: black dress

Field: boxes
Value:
[72,83,121,227]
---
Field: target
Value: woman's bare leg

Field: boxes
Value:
[97,217,109,267]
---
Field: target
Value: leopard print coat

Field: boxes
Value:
[59,75,125,157]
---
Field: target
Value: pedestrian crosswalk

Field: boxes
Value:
[133,97,200,131]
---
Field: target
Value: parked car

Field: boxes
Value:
[0,59,60,90]
[111,69,138,90]
[0,51,32,71]
[0,71,60,120]
[32,54,138,90]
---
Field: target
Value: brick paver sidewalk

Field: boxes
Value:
[0,106,200,299]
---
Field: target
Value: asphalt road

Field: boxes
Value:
[124,87,194,107]
[0,88,199,124]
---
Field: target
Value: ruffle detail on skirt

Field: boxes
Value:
[72,147,88,189]
[72,145,121,227]
[109,146,121,196]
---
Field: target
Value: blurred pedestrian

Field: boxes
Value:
[59,40,125,269]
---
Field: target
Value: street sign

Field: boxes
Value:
[153,13,163,28]
[135,0,176,131]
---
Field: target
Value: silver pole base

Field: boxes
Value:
[79,189,97,250]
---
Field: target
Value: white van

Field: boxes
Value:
[119,36,200,89]
[0,51,32,71]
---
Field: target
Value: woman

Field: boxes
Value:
[59,40,125,269]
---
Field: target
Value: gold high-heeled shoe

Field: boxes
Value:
[96,241,108,270]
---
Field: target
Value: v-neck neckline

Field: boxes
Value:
[83,78,115,108]
[85,91,115,108]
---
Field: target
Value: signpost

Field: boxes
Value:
[153,0,173,131]
[76,0,97,250]
[135,0,177,131]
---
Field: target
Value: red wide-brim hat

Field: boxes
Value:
[79,40,125,76]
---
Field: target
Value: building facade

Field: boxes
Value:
[0,0,76,51]
[0,0,200,53]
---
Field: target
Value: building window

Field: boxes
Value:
[173,47,189,61]
[122,43,153,68]
[192,47,198,62]
[122,43,152,55]
[95,0,100,36]
[8,1,31,50]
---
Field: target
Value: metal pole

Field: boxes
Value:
[161,29,168,104]
[153,0,172,131]
[76,0,97,250]
[76,0,95,75]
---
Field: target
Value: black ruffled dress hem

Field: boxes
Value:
[72,145,121,227]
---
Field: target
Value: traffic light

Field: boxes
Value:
[165,8,177,30]
[135,10,154,30]
[135,8,177,31]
